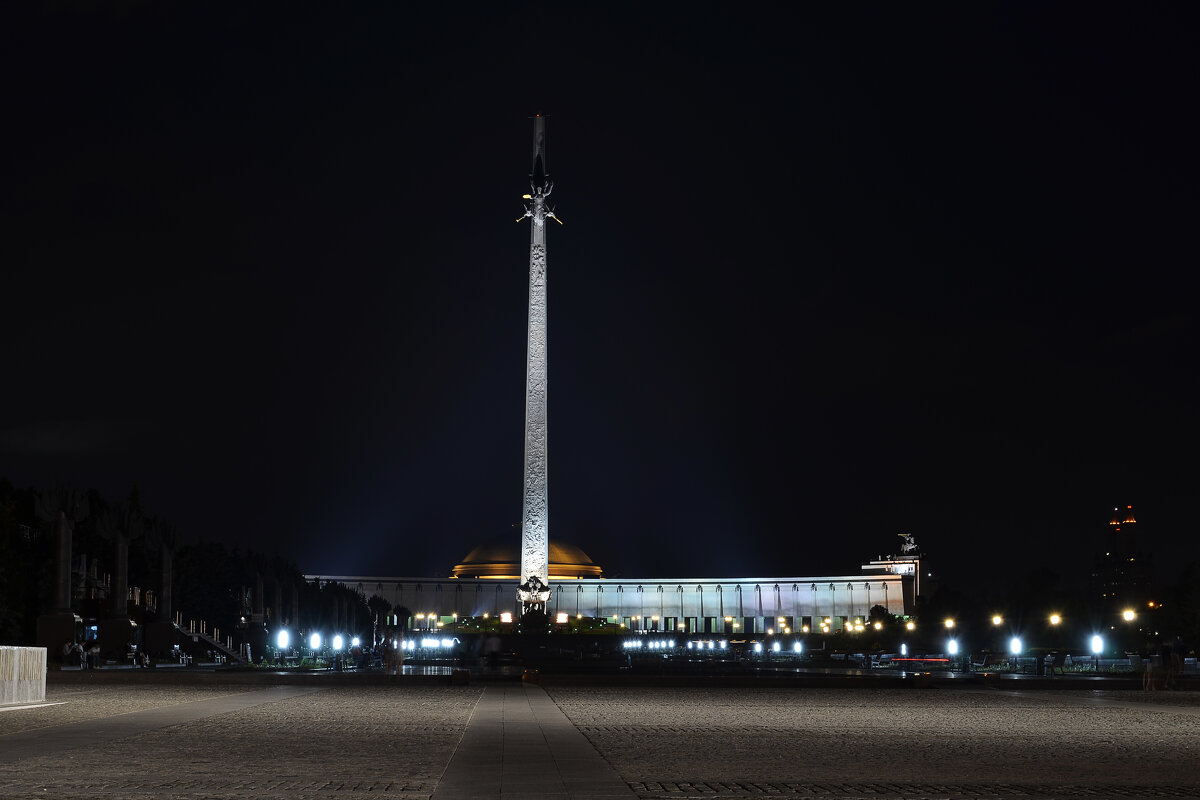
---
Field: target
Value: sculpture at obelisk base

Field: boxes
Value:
[516,116,560,620]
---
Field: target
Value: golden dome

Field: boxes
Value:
[451,537,603,579]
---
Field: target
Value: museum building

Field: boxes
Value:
[308,537,921,635]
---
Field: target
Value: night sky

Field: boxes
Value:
[3,4,1197,589]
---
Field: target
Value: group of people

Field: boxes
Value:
[1143,635,1189,690]
[61,639,151,668]
[61,639,100,669]
[379,627,405,675]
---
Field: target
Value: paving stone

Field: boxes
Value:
[2,680,1198,799]
[547,687,1200,790]
[0,684,481,799]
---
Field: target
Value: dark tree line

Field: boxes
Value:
[0,478,375,648]
[0,480,48,644]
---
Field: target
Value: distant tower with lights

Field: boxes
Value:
[516,116,560,616]
[1092,505,1155,611]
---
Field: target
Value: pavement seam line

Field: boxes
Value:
[432,682,489,790]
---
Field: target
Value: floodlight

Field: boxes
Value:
[276,630,289,649]
[309,633,321,650]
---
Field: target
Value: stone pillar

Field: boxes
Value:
[35,488,87,651]
[111,536,129,618]
[159,546,173,622]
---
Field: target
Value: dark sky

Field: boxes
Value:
[3,4,1197,589]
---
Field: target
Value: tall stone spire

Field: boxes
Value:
[517,115,558,615]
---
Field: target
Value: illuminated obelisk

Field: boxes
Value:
[516,116,557,616]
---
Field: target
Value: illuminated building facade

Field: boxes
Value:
[309,536,912,634]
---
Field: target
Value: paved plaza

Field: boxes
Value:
[2,678,1198,799]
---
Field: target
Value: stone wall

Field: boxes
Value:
[0,646,47,705]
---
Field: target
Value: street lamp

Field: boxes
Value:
[1049,614,1062,626]
[944,618,955,629]
[992,615,1003,626]
[1122,609,1136,622]
[905,620,916,631]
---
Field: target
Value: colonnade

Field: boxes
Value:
[310,574,912,634]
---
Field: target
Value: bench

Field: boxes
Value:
[971,654,1005,669]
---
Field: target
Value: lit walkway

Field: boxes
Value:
[433,683,635,800]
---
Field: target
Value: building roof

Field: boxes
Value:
[451,537,603,579]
